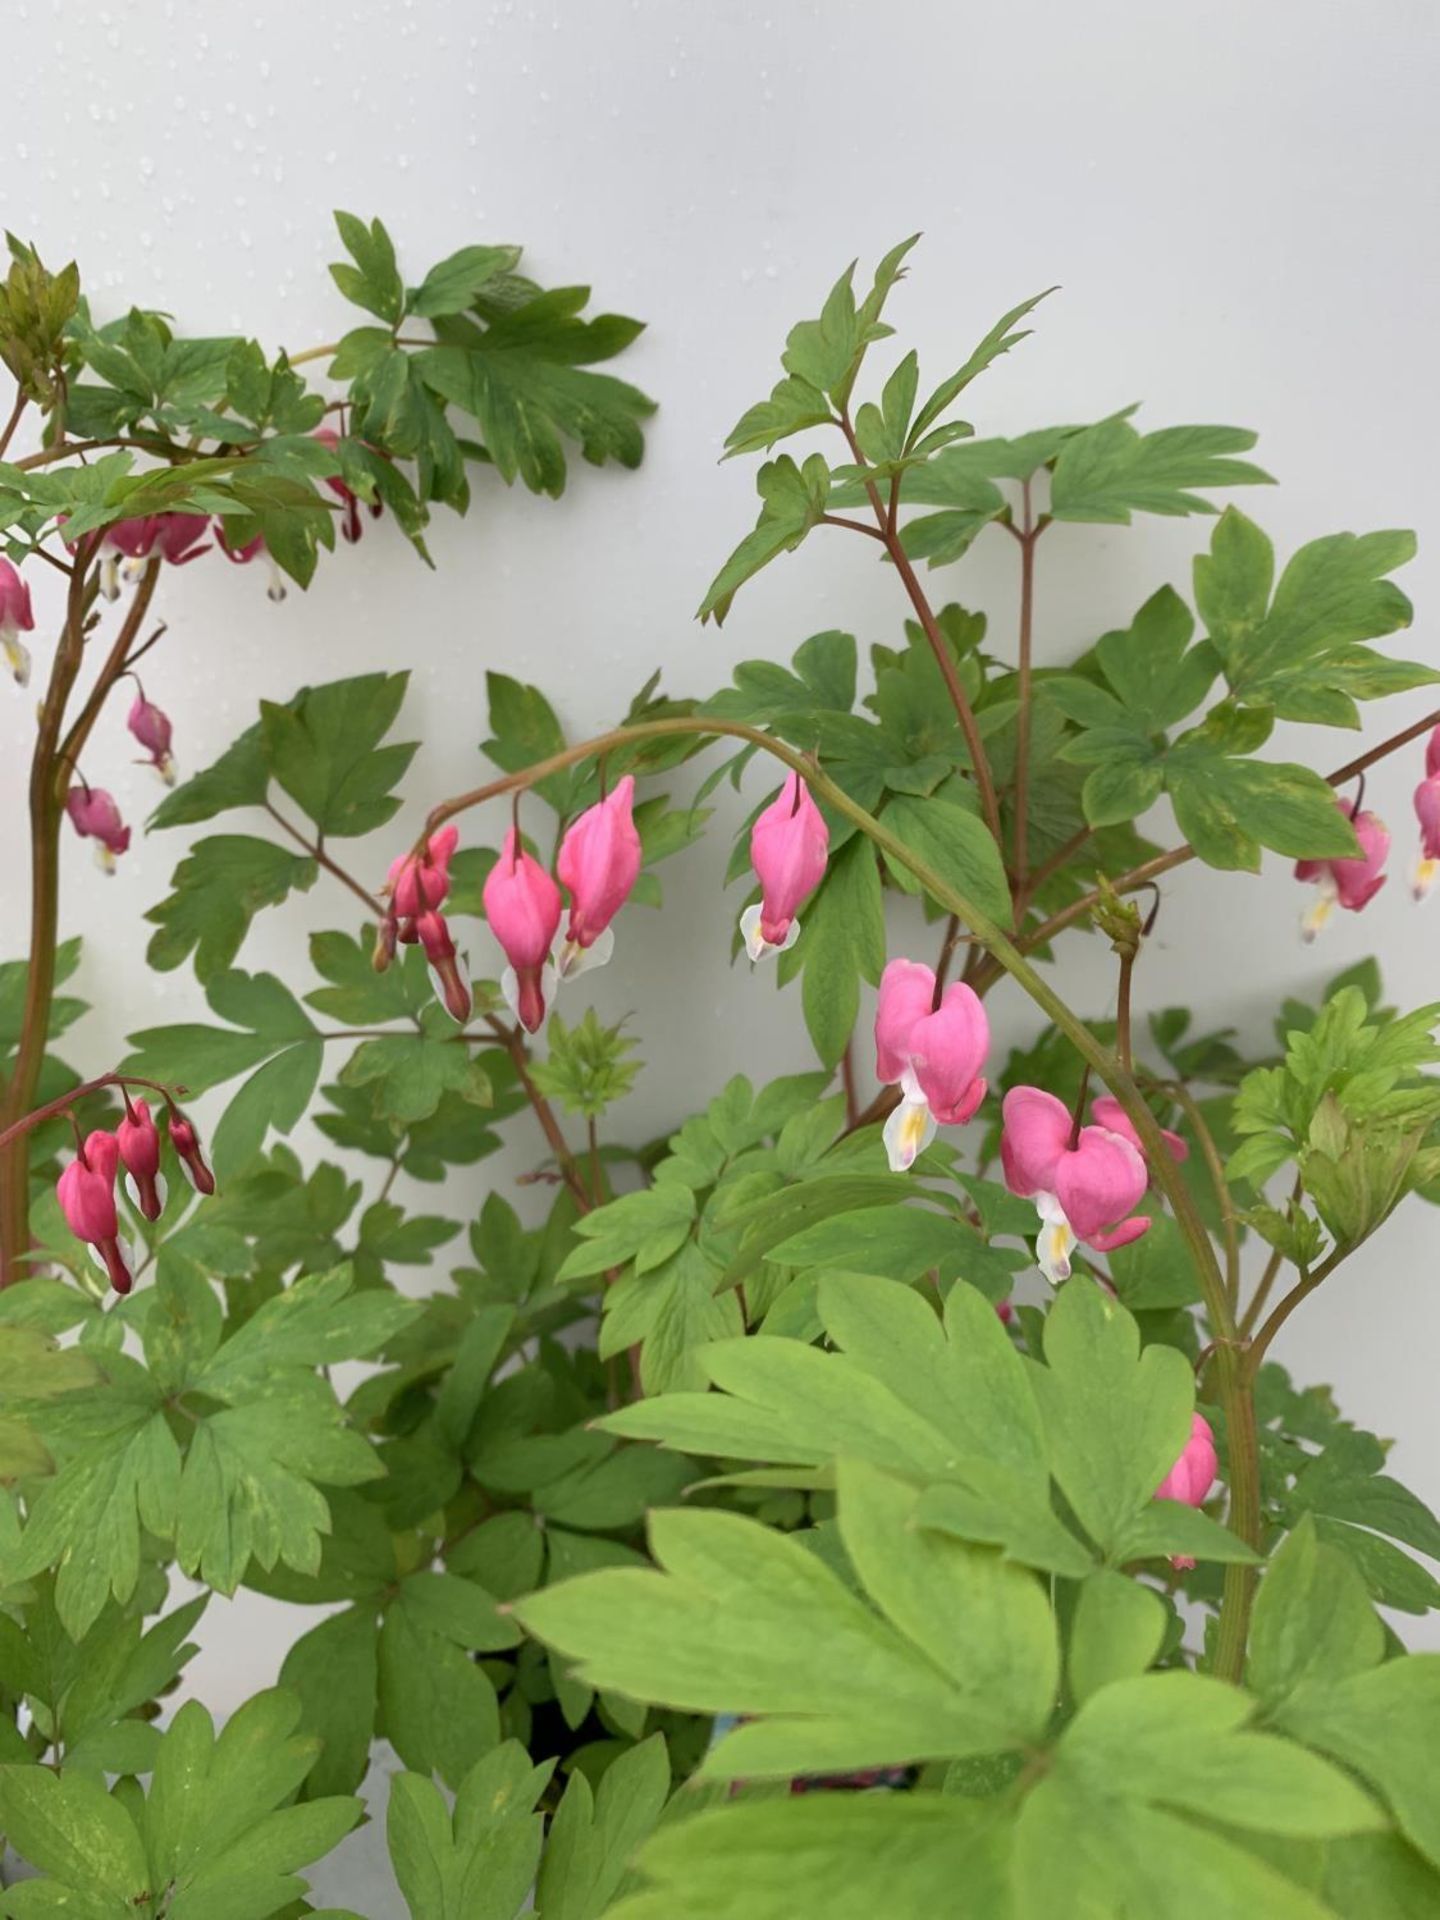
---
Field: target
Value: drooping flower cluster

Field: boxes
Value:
[385,777,646,1035]
[56,1097,214,1294]
[873,959,989,1172]
[482,776,643,1033]
[1000,1087,1152,1286]
[740,771,829,961]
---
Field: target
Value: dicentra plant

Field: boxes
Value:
[0,227,1437,1919]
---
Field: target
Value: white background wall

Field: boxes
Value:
[7,0,1440,1802]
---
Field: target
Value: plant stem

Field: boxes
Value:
[483,1015,591,1212]
[1162,1079,1241,1314]
[833,410,1004,849]
[1246,1251,1342,1373]
[263,802,385,915]
[587,1117,604,1208]
[1012,480,1040,893]
[0,390,27,459]
[0,1072,186,1154]
[0,557,118,1283]
[1114,950,1135,1074]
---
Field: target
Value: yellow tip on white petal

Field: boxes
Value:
[2,635,30,687]
[94,843,116,876]
[1037,1217,1076,1288]
[1300,893,1335,943]
[883,1098,935,1174]
[1414,859,1438,903]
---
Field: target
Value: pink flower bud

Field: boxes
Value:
[1296,797,1388,939]
[0,556,35,688]
[116,1097,163,1221]
[65,785,131,872]
[555,775,642,978]
[873,959,989,1171]
[386,824,459,923]
[167,1111,215,1196]
[415,909,473,1025]
[98,513,210,598]
[1155,1411,1219,1569]
[1001,1085,1150,1285]
[1090,1095,1188,1166]
[482,828,562,1033]
[127,693,176,787]
[215,522,288,602]
[57,1130,133,1294]
[740,771,828,961]
[151,513,211,566]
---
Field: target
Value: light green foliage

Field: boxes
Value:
[7,229,1440,1920]
[0,1690,360,1919]
[386,1743,551,1920]
[531,1009,642,1119]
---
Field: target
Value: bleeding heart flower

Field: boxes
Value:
[0,557,35,687]
[1090,1095,1188,1167]
[128,691,176,786]
[482,828,562,1033]
[386,825,460,925]
[57,1129,133,1294]
[65,785,131,872]
[99,513,211,597]
[314,427,383,544]
[873,958,989,1171]
[416,909,472,1025]
[1000,1085,1150,1285]
[1295,797,1388,940]
[740,771,828,961]
[555,775,642,980]
[167,1110,215,1195]
[1413,727,1440,901]
[116,1096,164,1221]
[1155,1411,1219,1569]
[215,521,288,602]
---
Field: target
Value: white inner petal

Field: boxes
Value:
[883,1096,935,1174]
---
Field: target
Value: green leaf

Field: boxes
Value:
[211,1038,323,1180]
[387,1744,550,1920]
[145,836,318,982]
[1277,1655,1440,1868]
[1166,748,1359,873]
[409,243,522,319]
[880,791,1012,929]
[378,1598,501,1789]
[331,210,405,324]
[414,285,654,498]
[515,1463,1057,1780]
[123,966,318,1099]
[558,1183,696,1283]
[149,718,270,829]
[698,453,832,625]
[1067,1568,1166,1704]
[0,1764,148,1908]
[340,1018,493,1126]
[787,835,885,1067]
[534,1733,670,1920]
[1247,1514,1385,1703]
[1050,418,1273,523]
[908,287,1055,444]
[278,1603,380,1799]
[1196,508,1419,719]
[607,1794,1014,1920]
[260,672,415,838]
[1032,1278,1193,1559]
